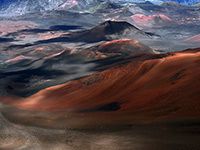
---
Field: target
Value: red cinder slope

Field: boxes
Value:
[96,39,155,55]
[131,14,175,27]
[1,48,200,120]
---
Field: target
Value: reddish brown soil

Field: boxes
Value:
[1,48,200,121]
[96,39,155,55]
[131,14,174,27]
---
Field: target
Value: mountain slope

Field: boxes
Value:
[87,1,121,13]
[0,39,155,97]
[1,48,200,129]
[69,20,158,43]
[131,14,175,27]
[0,0,65,14]
[0,0,99,14]
[184,34,200,45]
[96,39,155,55]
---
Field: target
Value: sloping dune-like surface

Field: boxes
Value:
[184,34,200,45]
[96,39,155,55]
[131,14,174,27]
[1,48,200,122]
[5,55,33,63]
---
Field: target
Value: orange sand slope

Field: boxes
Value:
[1,48,200,120]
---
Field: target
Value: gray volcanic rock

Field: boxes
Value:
[0,0,65,15]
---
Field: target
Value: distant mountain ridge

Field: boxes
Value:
[0,0,198,15]
[0,0,100,14]
[0,0,65,14]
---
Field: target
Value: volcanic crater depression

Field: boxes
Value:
[0,0,200,149]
